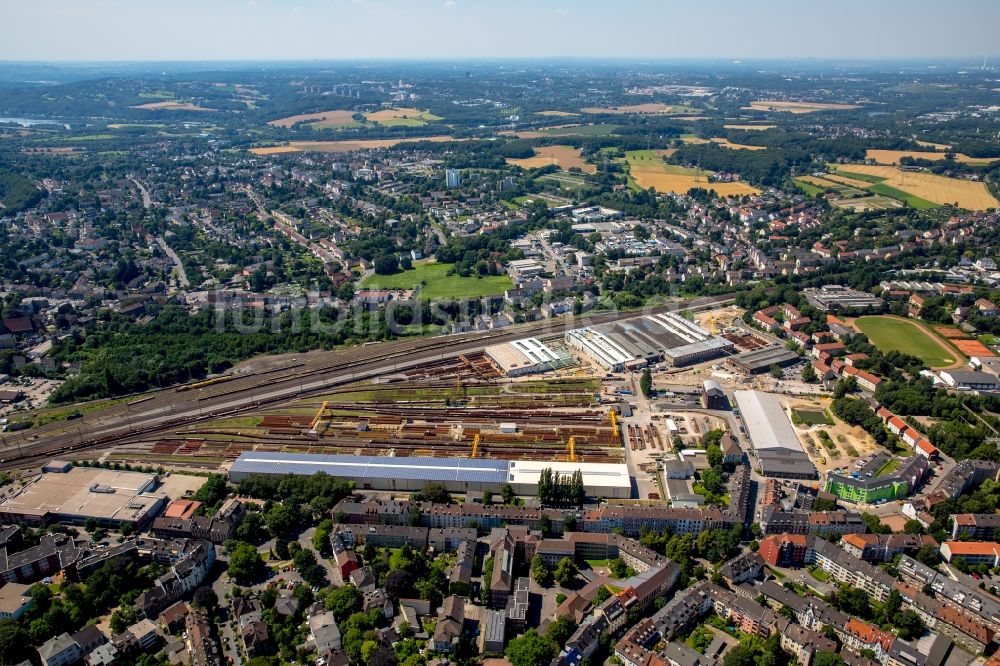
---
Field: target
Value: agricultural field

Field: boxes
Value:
[130,101,215,111]
[539,171,591,193]
[865,149,999,166]
[581,102,698,115]
[625,150,758,197]
[364,107,442,127]
[680,136,766,151]
[267,110,358,128]
[360,260,512,299]
[248,145,303,155]
[536,110,579,117]
[854,316,961,368]
[835,164,999,210]
[507,145,596,173]
[723,124,777,131]
[745,100,860,113]
[281,136,460,153]
[915,140,952,149]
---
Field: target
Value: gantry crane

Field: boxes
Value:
[470,433,480,458]
[609,409,619,439]
[566,436,576,462]
[308,400,331,435]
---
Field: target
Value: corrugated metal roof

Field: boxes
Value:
[230,452,510,484]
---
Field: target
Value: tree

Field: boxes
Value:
[264,503,298,539]
[546,615,577,645]
[903,519,924,535]
[384,569,413,600]
[325,586,362,621]
[812,653,845,666]
[915,545,939,566]
[801,363,818,383]
[701,467,724,495]
[769,364,783,379]
[0,621,32,666]
[313,518,333,556]
[110,606,137,634]
[723,644,757,666]
[539,513,552,538]
[505,629,558,666]
[374,254,399,275]
[531,555,552,586]
[893,609,924,640]
[412,482,451,504]
[227,542,264,583]
[192,587,218,612]
[640,367,653,398]
[554,557,578,587]
[501,483,515,505]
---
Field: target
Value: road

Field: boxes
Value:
[129,176,152,209]
[156,236,190,289]
[0,294,737,469]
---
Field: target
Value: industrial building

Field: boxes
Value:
[701,380,729,410]
[0,465,168,529]
[727,346,800,375]
[565,313,733,371]
[228,452,631,498]
[733,391,816,480]
[803,285,884,312]
[484,337,571,377]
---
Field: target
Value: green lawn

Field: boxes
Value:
[808,566,830,582]
[876,458,900,477]
[855,316,958,368]
[360,260,512,300]
[794,179,824,197]
[793,409,833,425]
[832,170,887,184]
[867,183,938,209]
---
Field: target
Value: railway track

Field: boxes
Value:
[0,294,736,469]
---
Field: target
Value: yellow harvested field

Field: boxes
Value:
[865,149,999,166]
[131,101,214,111]
[681,136,766,151]
[287,136,460,153]
[581,103,694,115]
[537,110,579,117]
[249,146,303,155]
[915,141,952,150]
[745,100,859,113]
[507,145,596,173]
[267,110,356,128]
[723,124,777,131]
[823,173,877,189]
[627,154,758,197]
[837,164,1000,211]
[364,107,442,123]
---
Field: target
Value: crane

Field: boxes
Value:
[609,409,619,439]
[308,400,330,435]
[566,436,576,462]
[470,433,480,458]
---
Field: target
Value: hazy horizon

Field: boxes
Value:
[3,0,1000,62]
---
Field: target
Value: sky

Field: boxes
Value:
[2,0,999,62]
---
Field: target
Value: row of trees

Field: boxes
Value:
[537,468,586,506]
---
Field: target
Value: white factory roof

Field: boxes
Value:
[507,460,631,492]
[566,327,636,367]
[733,390,804,453]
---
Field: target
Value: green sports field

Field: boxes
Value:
[360,260,512,300]
[854,316,958,368]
